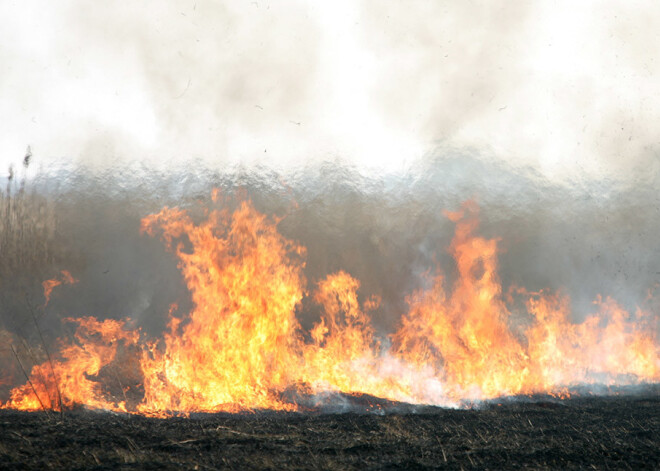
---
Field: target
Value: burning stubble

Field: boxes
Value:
[0,159,658,416]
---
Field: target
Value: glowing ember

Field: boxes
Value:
[2,196,658,415]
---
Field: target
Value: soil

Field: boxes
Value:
[0,391,658,470]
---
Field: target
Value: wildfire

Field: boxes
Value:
[1,196,658,415]
[3,317,138,412]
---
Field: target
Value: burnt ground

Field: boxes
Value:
[0,392,658,470]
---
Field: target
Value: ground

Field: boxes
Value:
[0,392,658,470]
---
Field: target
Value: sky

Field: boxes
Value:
[1,0,660,182]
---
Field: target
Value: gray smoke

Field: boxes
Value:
[1,152,658,343]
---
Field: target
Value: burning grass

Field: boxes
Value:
[0,165,658,468]
[1,192,658,416]
[0,391,658,470]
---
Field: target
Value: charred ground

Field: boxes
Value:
[0,391,658,470]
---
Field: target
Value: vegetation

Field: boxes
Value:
[0,149,57,281]
[0,150,60,401]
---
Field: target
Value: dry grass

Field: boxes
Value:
[0,159,57,281]
[0,156,62,400]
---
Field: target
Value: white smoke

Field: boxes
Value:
[1,1,660,183]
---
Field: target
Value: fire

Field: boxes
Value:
[2,317,138,412]
[42,270,77,306]
[137,200,305,414]
[392,202,529,399]
[1,196,658,414]
[392,202,659,400]
[301,271,425,404]
[526,294,658,386]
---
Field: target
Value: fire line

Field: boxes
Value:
[1,196,658,416]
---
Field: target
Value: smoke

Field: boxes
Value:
[2,1,660,182]
[2,154,658,340]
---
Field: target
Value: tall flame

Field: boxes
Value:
[301,271,426,405]
[392,202,659,400]
[2,196,658,414]
[138,200,305,413]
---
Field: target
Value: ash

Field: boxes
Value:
[1,393,658,470]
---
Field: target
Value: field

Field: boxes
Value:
[0,391,658,470]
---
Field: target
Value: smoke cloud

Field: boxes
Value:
[2,1,660,182]
[1,156,658,338]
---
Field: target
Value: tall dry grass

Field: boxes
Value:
[0,151,57,280]
[0,151,62,399]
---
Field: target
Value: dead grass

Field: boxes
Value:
[0,162,57,282]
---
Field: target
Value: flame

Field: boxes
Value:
[42,270,77,306]
[524,293,659,390]
[391,202,659,400]
[137,201,306,414]
[2,317,138,412]
[301,271,421,403]
[392,201,529,399]
[1,196,658,414]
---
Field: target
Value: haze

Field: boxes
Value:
[1,1,659,183]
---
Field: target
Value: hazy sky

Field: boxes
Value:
[1,1,659,182]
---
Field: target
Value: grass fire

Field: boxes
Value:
[1,188,658,416]
[3,2,660,468]
[0,162,659,468]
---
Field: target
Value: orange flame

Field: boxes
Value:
[391,202,659,400]
[303,272,408,401]
[2,317,138,412]
[2,197,658,414]
[137,201,306,414]
[42,270,77,306]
